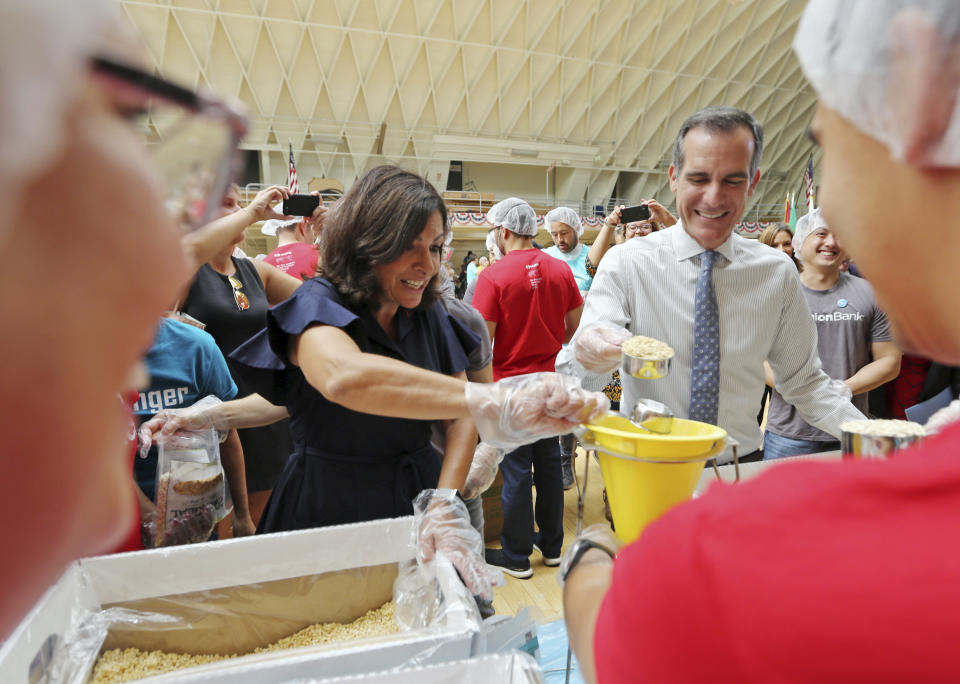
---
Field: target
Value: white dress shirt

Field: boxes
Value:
[556,223,865,460]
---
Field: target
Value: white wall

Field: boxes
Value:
[461,161,553,202]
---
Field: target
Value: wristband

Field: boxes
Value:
[561,538,616,583]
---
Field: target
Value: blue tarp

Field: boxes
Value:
[537,619,585,684]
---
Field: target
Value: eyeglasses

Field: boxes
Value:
[625,221,657,236]
[89,56,249,230]
[228,275,250,311]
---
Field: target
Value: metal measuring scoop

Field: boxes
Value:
[625,398,675,434]
[620,346,675,433]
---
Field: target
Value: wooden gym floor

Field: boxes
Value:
[489,449,606,622]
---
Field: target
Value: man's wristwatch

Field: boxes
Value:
[561,538,616,583]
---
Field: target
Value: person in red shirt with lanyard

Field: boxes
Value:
[560,2,960,682]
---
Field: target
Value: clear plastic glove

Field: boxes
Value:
[828,378,853,401]
[461,442,504,500]
[465,373,610,450]
[414,489,504,602]
[574,322,633,374]
[925,399,960,436]
[556,523,622,588]
[138,395,229,459]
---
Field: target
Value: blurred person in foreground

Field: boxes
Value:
[0,0,210,637]
[562,2,960,681]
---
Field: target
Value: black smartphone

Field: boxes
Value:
[283,194,320,216]
[619,205,652,223]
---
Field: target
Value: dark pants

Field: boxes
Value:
[499,437,564,564]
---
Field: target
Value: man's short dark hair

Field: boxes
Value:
[321,165,448,311]
[671,106,764,179]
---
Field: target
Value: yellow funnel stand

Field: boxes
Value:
[578,413,726,543]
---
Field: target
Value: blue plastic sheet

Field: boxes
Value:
[536,619,585,684]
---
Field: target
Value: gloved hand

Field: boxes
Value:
[925,399,960,436]
[828,378,853,401]
[556,523,622,588]
[138,395,229,458]
[574,322,633,373]
[414,489,504,602]
[465,373,609,449]
[461,442,504,499]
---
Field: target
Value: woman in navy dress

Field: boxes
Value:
[141,167,609,598]
[229,166,482,532]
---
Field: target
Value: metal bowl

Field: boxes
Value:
[621,350,673,380]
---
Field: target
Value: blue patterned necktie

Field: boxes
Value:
[689,250,720,425]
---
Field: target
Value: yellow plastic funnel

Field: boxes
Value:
[578,413,726,543]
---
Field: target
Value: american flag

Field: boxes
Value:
[287,142,299,194]
[803,155,814,210]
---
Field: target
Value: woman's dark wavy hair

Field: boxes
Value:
[320,165,449,311]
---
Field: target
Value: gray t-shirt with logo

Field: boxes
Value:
[766,273,892,441]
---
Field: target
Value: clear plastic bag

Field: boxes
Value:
[152,427,229,547]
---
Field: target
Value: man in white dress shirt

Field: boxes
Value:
[557,106,864,460]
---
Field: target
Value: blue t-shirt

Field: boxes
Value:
[543,243,592,291]
[133,318,238,498]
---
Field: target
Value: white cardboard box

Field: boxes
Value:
[305,652,544,683]
[695,450,842,494]
[0,517,477,683]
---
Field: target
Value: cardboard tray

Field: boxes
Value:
[0,517,478,683]
[304,652,544,683]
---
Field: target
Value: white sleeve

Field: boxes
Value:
[555,248,632,382]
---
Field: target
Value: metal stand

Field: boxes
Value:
[709,442,742,484]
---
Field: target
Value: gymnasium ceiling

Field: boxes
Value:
[120,0,818,215]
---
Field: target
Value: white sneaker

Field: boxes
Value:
[533,543,561,567]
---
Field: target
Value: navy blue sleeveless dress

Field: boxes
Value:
[229,278,478,533]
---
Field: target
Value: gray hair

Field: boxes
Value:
[671,106,764,178]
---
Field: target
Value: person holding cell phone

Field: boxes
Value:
[261,196,326,282]
[178,185,303,529]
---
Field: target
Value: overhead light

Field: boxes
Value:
[510,148,539,158]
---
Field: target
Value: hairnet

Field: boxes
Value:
[545,206,583,237]
[793,0,960,167]
[792,207,829,260]
[0,0,116,244]
[486,197,537,236]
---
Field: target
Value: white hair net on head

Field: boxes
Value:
[545,206,583,237]
[486,197,537,236]
[0,0,116,244]
[794,0,960,167]
[792,207,829,260]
